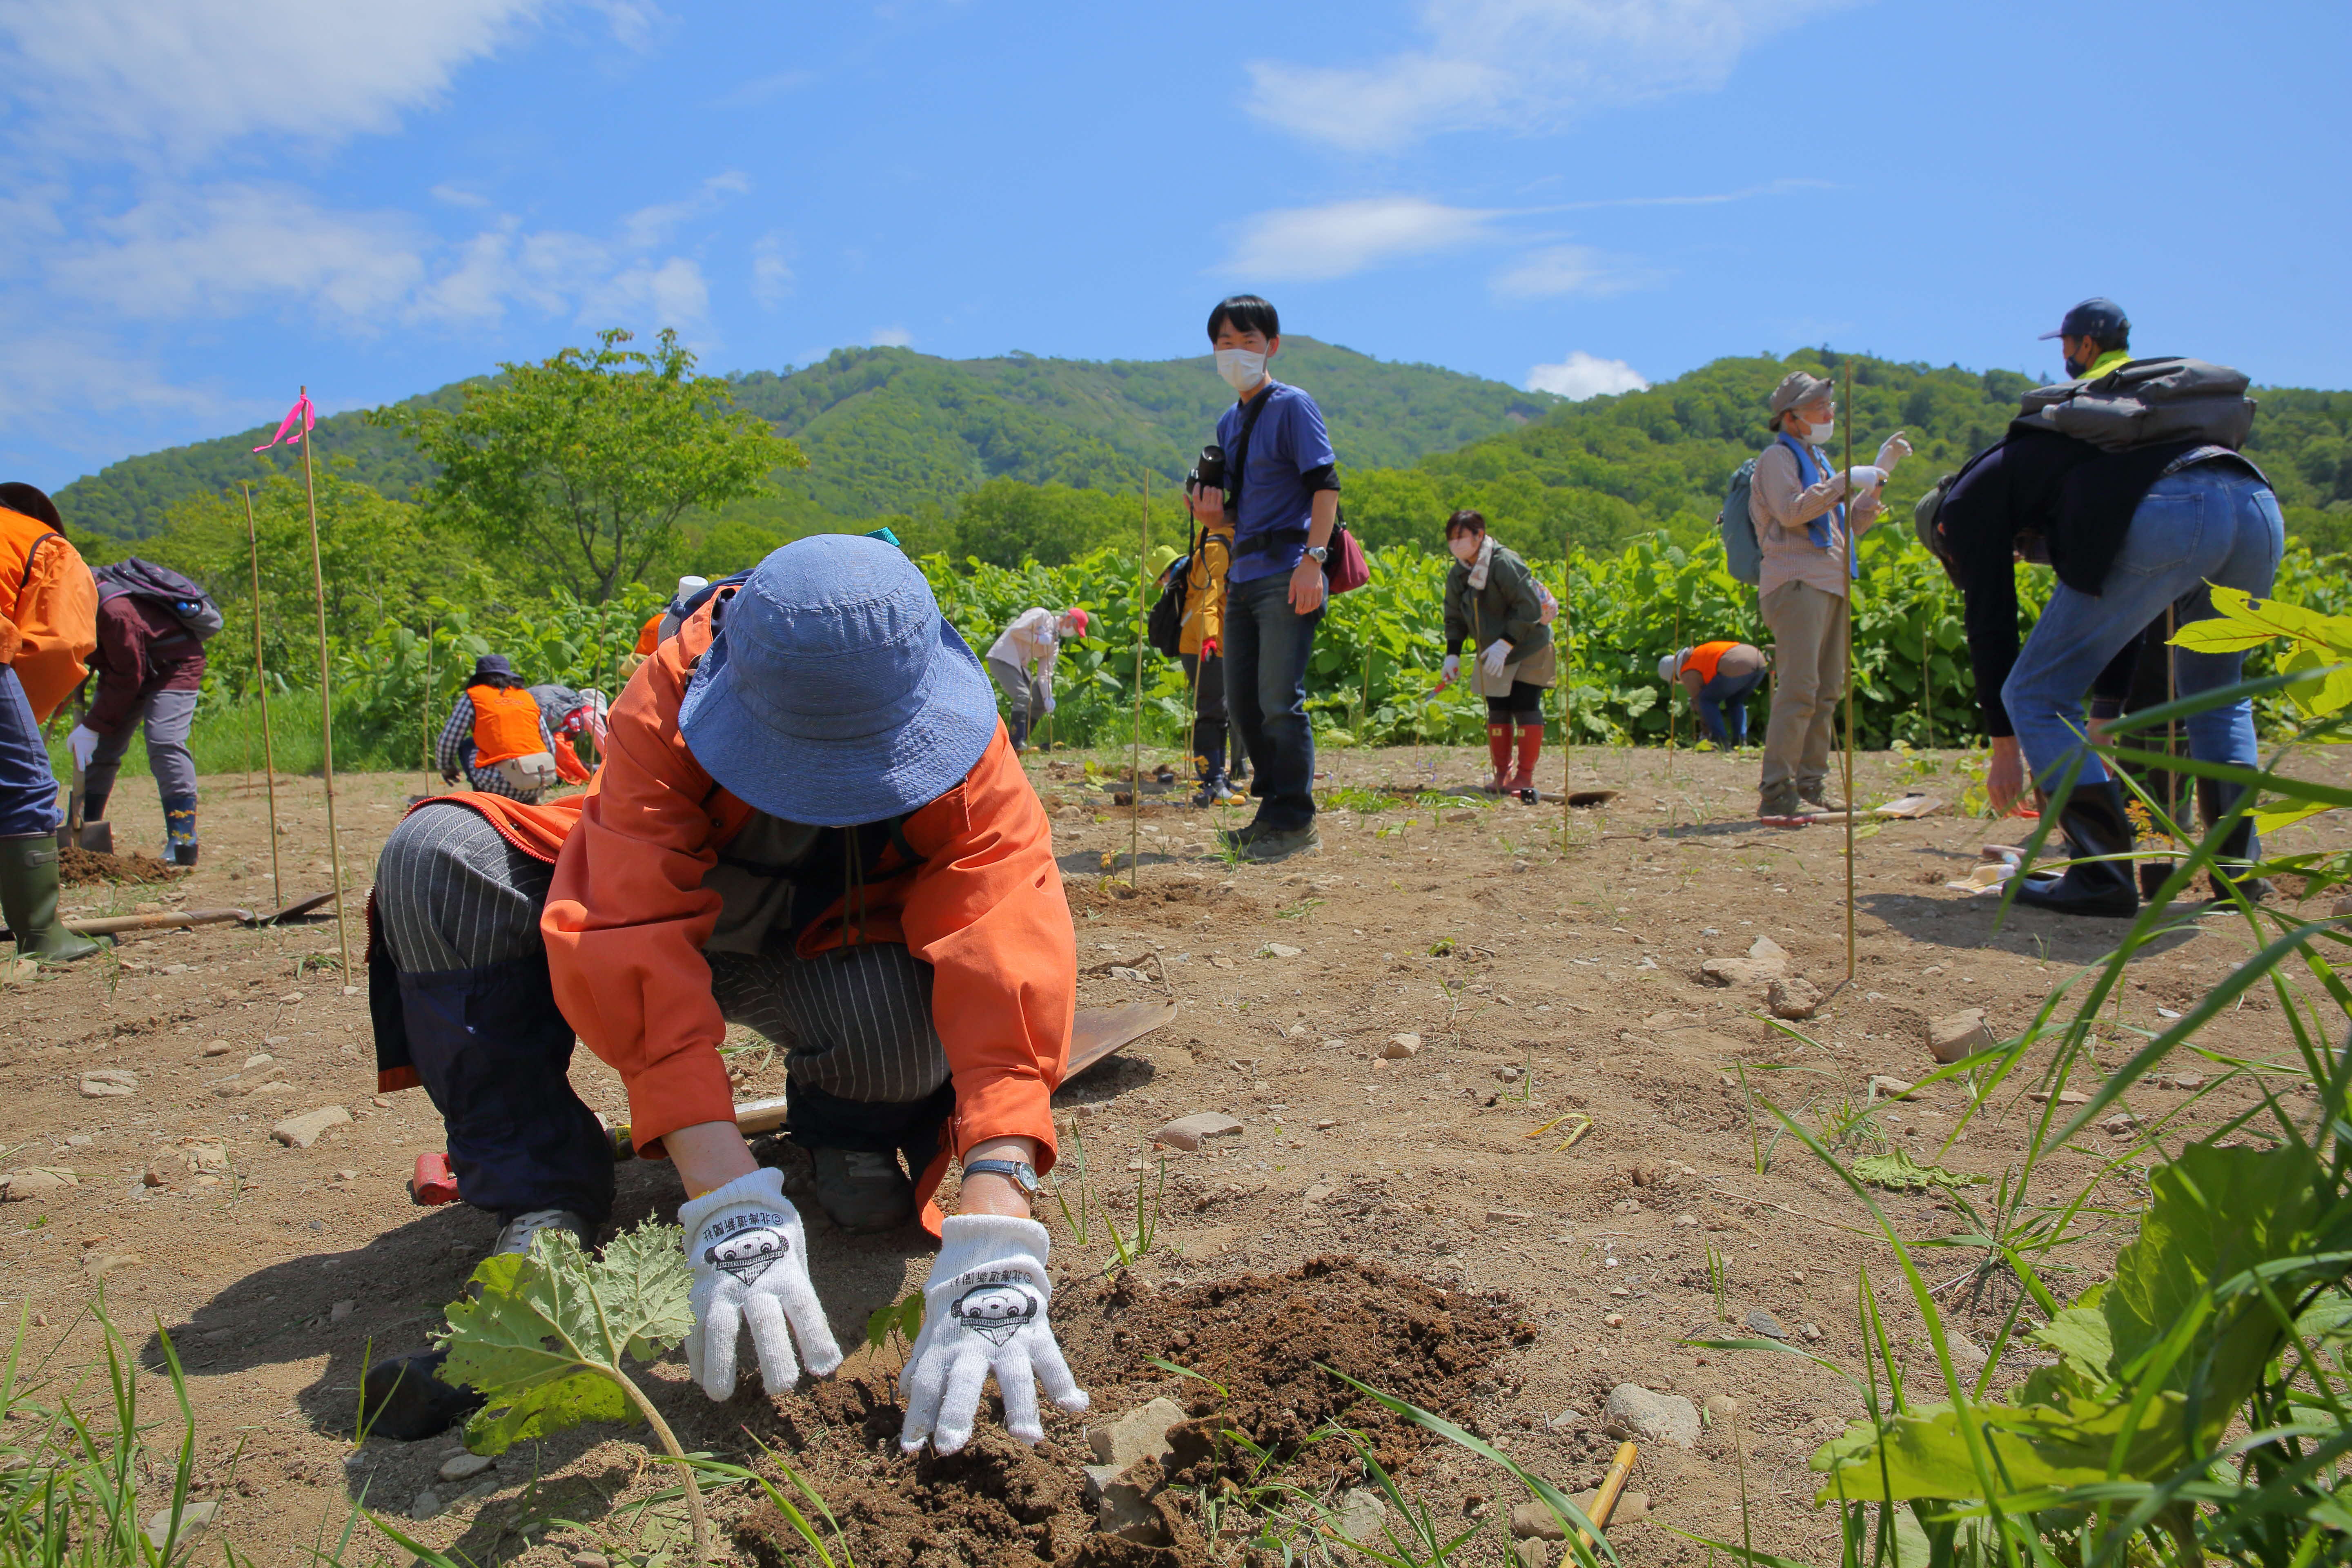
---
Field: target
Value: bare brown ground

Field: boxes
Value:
[0,745,2339,1566]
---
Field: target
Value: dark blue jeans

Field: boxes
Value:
[1225,570,1324,831]
[1696,668,1766,746]
[0,667,62,837]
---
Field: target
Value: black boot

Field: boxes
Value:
[2013,777,2140,918]
[1008,711,1030,753]
[2197,779,2272,905]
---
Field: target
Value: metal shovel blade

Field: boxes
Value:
[76,820,113,853]
[254,890,339,926]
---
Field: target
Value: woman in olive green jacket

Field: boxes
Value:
[1436,510,1556,798]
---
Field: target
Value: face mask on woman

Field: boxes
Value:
[1450,533,1482,564]
[1803,416,1838,445]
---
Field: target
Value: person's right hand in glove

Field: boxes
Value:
[67,724,99,769]
[677,1168,842,1400]
[1437,652,1461,690]
[1876,432,1913,471]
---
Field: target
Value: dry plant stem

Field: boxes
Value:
[1130,471,1147,889]
[241,483,284,911]
[612,1372,711,1564]
[298,390,354,981]
[1840,363,1857,984]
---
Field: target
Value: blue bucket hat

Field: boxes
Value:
[677,535,998,827]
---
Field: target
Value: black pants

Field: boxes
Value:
[1181,652,1250,779]
[1485,681,1546,725]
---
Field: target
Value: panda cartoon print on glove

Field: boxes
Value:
[951,1281,1041,1347]
[700,1209,791,1287]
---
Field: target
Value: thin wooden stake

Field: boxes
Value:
[1840,363,1857,984]
[1923,621,1934,751]
[241,483,283,912]
[1129,471,1147,889]
[296,389,352,981]
[1560,539,1573,834]
[421,615,436,796]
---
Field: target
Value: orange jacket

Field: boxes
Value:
[468,683,546,767]
[1687,641,1737,684]
[635,613,662,655]
[540,599,1075,1231]
[0,508,97,722]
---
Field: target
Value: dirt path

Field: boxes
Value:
[1,746,2336,1566]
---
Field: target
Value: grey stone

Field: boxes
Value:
[1098,1476,1169,1545]
[1928,1009,1993,1064]
[1088,1396,1185,1471]
[2103,1112,2141,1136]
[1330,1487,1387,1545]
[1605,1384,1700,1450]
[1545,1407,1586,1433]
[1869,1074,1916,1100]
[1152,1113,1243,1152]
[439,1450,495,1482]
[409,1488,443,1521]
[330,1299,356,1323]
[1513,1542,1551,1568]
[142,1500,219,1550]
[1380,1033,1421,1059]
[1765,977,1822,1020]
[1703,1394,1740,1423]
[1260,942,1302,960]
[1081,1463,1123,1503]
[201,1040,234,1057]
[1744,1307,1786,1340]
[569,1555,609,1568]
[1801,1322,1823,1342]
[0,1167,78,1200]
[1512,1500,1568,1540]
[80,1069,136,1098]
[270,1105,351,1149]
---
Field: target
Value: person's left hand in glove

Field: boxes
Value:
[67,724,99,769]
[899,1212,1088,1453]
[677,1167,843,1401]
[1479,639,1512,679]
[1876,432,1913,471]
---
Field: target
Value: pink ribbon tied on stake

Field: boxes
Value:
[254,393,314,454]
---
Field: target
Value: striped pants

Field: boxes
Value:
[374,806,951,1212]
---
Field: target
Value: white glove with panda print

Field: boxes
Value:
[898,1215,1089,1454]
[678,1167,842,1401]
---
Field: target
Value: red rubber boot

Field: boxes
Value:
[1509,724,1544,800]
[1486,724,1513,793]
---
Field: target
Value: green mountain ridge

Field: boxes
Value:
[56,338,1556,542]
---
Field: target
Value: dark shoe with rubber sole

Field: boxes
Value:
[357,1349,484,1442]
[810,1147,914,1232]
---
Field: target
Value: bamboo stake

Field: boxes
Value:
[241,484,284,912]
[1840,364,1857,985]
[421,615,436,796]
[296,390,352,981]
[1129,472,1147,889]
[1923,621,1934,751]
[1560,538,1573,835]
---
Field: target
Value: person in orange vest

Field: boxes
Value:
[435,655,562,801]
[0,482,101,964]
[1659,641,1768,748]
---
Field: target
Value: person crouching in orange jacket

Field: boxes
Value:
[0,483,100,965]
[362,537,1084,1457]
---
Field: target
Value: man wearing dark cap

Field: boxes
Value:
[2042,296,2133,383]
[1747,369,1910,820]
[362,536,1085,1455]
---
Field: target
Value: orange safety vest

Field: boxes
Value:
[0,506,97,722]
[468,684,546,768]
[1687,641,1738,684]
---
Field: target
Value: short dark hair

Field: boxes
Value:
[0,483,62,533]
[1207,295,1280,343]
[1445,509,1486,539]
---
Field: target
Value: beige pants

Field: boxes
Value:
[1758,581,1846,802]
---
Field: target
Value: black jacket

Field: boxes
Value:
[1936,428,2256,737]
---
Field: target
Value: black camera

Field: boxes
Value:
[1187,443,1225,495]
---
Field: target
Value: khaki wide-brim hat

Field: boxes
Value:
[1768,370,1834,418]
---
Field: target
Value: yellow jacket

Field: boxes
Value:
[1179,524,1234,656]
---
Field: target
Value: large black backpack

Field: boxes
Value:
[1146,528,1200,659]
[94,558,223,643]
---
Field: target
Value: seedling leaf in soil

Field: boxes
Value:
[437,1220,710,1560]
[863,1292,924,1362]
[1851,1147,1986,1192]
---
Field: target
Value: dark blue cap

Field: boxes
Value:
[2039,297,2129,341]
[470,653,517,684]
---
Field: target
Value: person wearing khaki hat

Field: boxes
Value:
[1749,369,1911,821]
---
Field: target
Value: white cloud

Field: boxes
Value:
[617,171,750,250]
[751,233,794,309]
[1223,196,1500,281]
[1248,0,1857,151]
[870,325,914,348]
[1526,350,1648,400]
[0,0,553,158]
[1490,242,1663,299]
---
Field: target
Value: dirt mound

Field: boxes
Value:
[58,846,181,885]
[1067,878,1258,920]
[737,1258,1527,1568]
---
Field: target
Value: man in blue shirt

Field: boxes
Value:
[1183,294,1340,863]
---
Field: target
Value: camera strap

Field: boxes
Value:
[1222,380,1276,536]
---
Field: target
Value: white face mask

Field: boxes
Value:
[1450,535,1481,564]
[1214,348,1267,393]
[1800,416,1837,445]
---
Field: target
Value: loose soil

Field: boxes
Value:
[2,748,2344,1567]
[58,844,182,884]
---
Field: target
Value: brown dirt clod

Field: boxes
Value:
[58,846,182,885]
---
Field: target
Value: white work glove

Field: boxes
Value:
[1876,432,1912,471]
[1842,465,1887,494]
[1440,653,1461,686]
[677,1168,842,1401]
[1042,692,1056,716]
[1479,640,1512,679]
[67,724,99,768]
[898,1215,1088,1454]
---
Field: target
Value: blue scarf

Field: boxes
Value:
[1777,432,1860,580]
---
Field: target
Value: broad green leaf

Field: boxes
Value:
[1852,1147,1984,1191]
[2167,619,2278,654]
[897,1291,925,1341]
[437,1220,693,1457]
[1811,1389,2200,1503]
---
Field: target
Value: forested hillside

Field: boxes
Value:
[56,338,1552,543]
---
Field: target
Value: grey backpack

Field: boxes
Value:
[93,558,223,643]
[2011,357,2256,452]
[1717,458,1762,584]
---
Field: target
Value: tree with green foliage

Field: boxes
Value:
[376,329,804,601]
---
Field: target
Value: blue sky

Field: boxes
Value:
[4,0,2345,488]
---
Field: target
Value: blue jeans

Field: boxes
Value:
[0,667,62,837]
[2002,461,2284,824]
[1696,668,1765,746]
[1224,570,1324,831]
